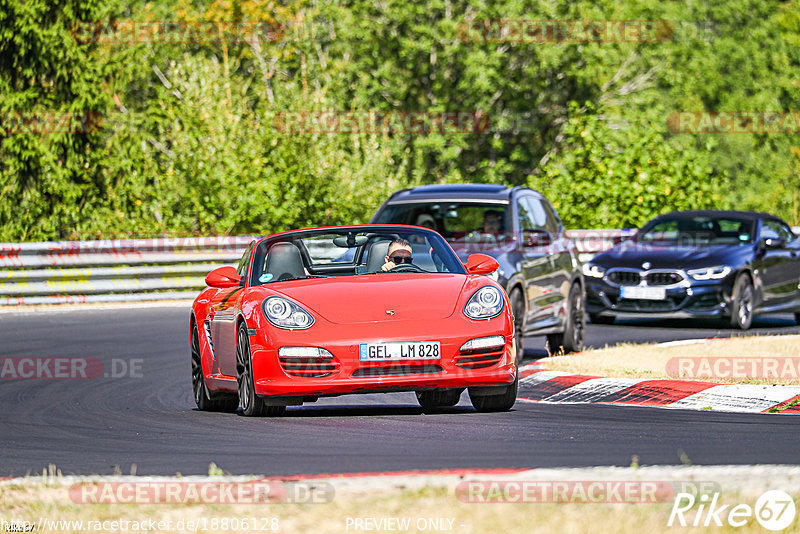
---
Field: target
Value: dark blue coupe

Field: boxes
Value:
[583,210,800,329]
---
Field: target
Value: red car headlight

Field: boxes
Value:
[263,297,315,329]
[464,286,504,320]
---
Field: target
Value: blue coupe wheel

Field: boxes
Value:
[729,274,753,330]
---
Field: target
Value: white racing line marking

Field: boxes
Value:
[653,338,712,348]
[5,465,800,494]
[667,385,800,413]
[543,377,647,403]
[518,334,800,412]
[518,370,569,385]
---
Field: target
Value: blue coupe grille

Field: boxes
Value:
[646,272,684,285]
[608,271,641,285]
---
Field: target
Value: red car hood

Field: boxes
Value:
[272,274,468,324]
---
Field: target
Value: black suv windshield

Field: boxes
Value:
[372,202,511,242]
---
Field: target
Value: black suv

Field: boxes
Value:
[371,183,585,357]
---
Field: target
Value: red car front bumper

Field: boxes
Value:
[248,316,516,399]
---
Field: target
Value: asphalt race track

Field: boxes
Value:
[1,306,798,477]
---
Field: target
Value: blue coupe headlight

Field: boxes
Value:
[263,297,315,329]
[582,263,606,278]
[464,286,504,320]
[687,266,732,281]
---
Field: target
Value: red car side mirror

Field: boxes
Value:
[205,266,242,288]
[465,253,500,275]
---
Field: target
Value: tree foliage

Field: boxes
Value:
[529,102,726,229]
[0,0,110,240]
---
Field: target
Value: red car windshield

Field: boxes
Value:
[249,227,467,285]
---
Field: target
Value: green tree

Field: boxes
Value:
[0,0,112,240]
[531,102,727,229]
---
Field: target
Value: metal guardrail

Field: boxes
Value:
[0,237,255,305]
[2,227,796,306]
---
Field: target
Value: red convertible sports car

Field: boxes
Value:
[190,225,517,416]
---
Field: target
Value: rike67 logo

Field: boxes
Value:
[668,490,796,531]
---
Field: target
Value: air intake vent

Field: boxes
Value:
[352,365,443,377]
[455,351,503,370]
[204,319,216,359]
[278,356,339,378]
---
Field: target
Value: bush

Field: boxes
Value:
[530,103,728,229]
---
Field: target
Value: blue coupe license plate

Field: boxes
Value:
[620,286,666,300]
[359,342,441,361]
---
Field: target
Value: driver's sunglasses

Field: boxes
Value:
[389,255,413,264]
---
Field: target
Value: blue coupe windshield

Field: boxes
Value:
[637,216,755,245]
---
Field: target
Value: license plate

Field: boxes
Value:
[359,342,441,361]
[620,286,666,300]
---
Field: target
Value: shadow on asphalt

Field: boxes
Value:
[601,316,797,330]
[234,405,482,417]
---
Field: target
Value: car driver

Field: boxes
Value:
[381,238,414,271]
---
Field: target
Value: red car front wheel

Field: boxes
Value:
[468,375,517,412]
[236,323,286,417]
